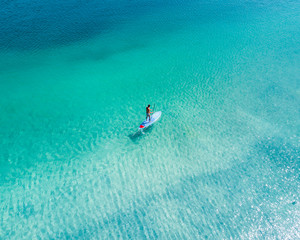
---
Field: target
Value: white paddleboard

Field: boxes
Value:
[139,111,162,129]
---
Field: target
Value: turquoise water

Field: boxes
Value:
[0,0,299,239]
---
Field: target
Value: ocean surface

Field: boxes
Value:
[0,0,299,239]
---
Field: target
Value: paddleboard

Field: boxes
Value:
[139,111,162,129]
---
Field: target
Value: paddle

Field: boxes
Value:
[153,104,156,113]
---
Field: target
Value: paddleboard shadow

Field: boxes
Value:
[128,125,154,142]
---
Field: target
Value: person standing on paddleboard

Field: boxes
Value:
[146,104,153,122]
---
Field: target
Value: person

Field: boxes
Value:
[146,104,152,122]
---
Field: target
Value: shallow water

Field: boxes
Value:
[0,0,299,239]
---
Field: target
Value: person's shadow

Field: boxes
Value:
[128,125,154,143]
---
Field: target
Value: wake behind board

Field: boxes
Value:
[139,111,162,129]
